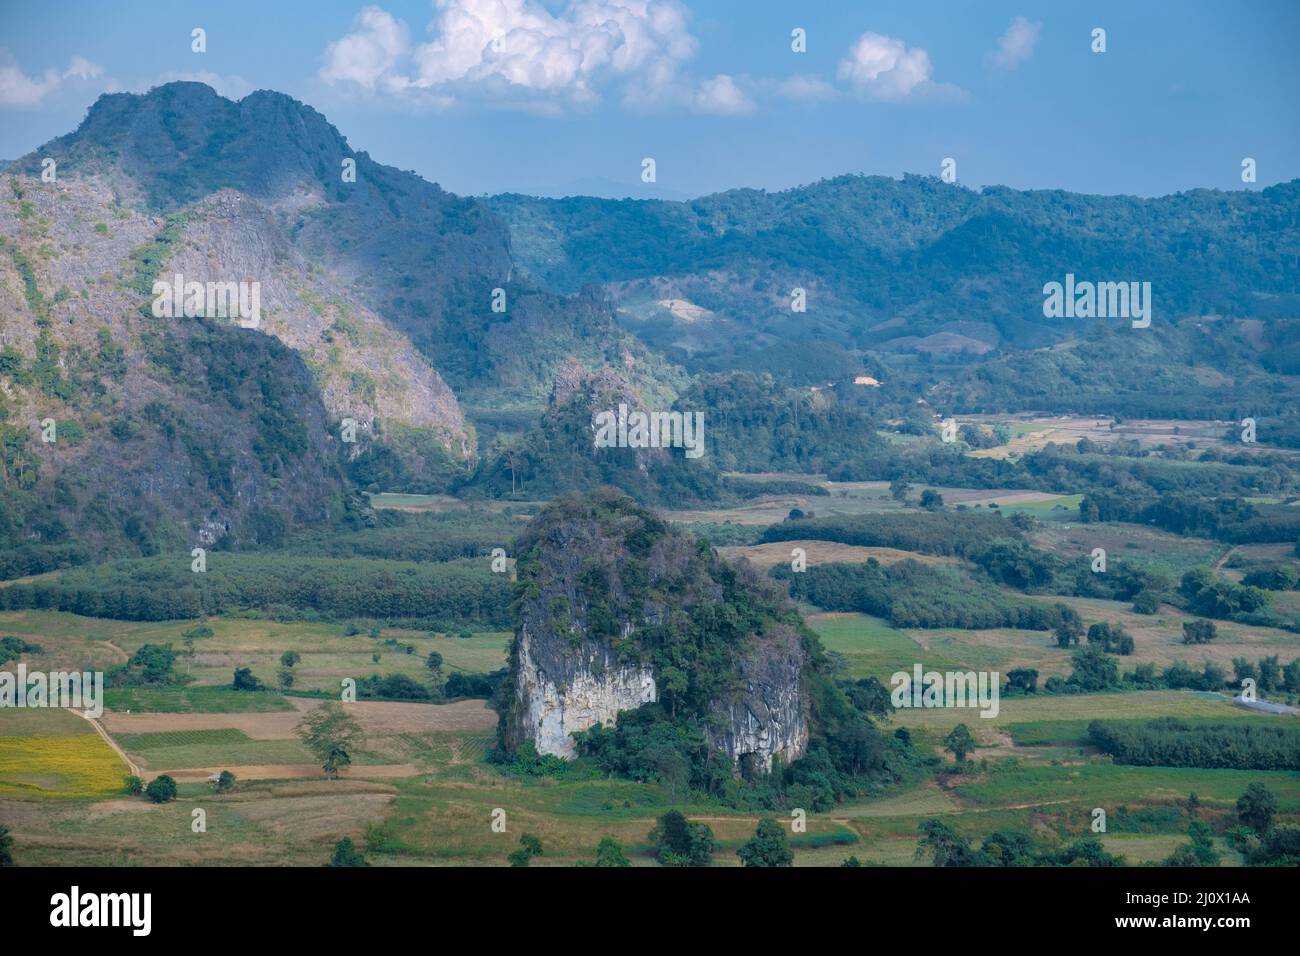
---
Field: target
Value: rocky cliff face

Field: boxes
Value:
[512,622,657,758]
[707,623,808,773]
[502,490,808,772]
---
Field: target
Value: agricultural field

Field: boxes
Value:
[2,479,1298,868]
[0,708,128,799]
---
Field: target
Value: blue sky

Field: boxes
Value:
[1,0,1296,199]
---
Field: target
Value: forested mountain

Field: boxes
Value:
[3,81,1299,574]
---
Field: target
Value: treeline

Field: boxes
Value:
[0,543,92,582]
[1241,563,1300,590]
[825,439,1293,502]
[725,476,830,500]
[970,537,1166,606]
[916,818,1123,868]
[284,508,521,563]
[1088,718,1300,771]
[0,554,512,626]
[761,510,1023,557]
[781,559,1059,630]
[1082,491,1300,544]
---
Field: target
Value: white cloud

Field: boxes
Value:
[988,16,1041,69]
[0,53,104,107]
[322,0,716,111]
[774,74,837,102]
[321,6,411,93]
[836,32,934,100]
[693,74,754,114]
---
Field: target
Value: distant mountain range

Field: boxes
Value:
[2,81,1298,566]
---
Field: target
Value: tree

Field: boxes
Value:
[649,811,714,867]
[328,837,367,867]
[1237,783,1277,835]
[1053,604,1084,648]
[944,724,975,764]
[737,818,793,867]
[277,666,295,690]
[1068,644,1120,691]
[593,836,631,867]
[279,650,301,668]
[0,823,14,866]
[1164,822,1220,867]
[296,702,366,779]
[425,651,443,675]
[1183,619,1217,645]
[1132,591,1159,614]
[1186,792,1200,819]
[508,833,544,867]
[915,819,976,867]
[145,775,177,804]
[889,478,911,502]
[215,770,236,794]
[123,775,143,795]
[1005,668,1038,693]
[841,856,862,867]
[920,489,944,511]
[232,666,263,691]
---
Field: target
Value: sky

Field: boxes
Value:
[1,0,1297,199]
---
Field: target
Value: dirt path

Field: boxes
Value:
[102,698,496,738]
[1212,546,1236,572]
[76,710,140,777]
[156,764,419,783]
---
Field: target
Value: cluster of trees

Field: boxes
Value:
[970,538,1165,608]
[1231,655,1300,694]
[676,372,889,474]
[1179,569,1272,620]
[287,508,520,564]
[0,554,512,627]
[1241,563,1300,591]
[1087,621,1135,655]
[1083,491,1300,545]
[762,510,1022,557]
[0,635,41,666]
[465,384,726,507]
[1234,784,1300,865]
[107,644,182,687]
[783,558,1062,630]
[1089,718,1300,771]
[915,819,1123,867]
[648,811,715,867]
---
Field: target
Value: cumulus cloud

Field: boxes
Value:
[0,53,104,107]
[692,74,754,114]
[988,16,1041,69]
[322,0,725,112]
[836,32,935,100]
[321,6,411,93]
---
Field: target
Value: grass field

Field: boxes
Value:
[2,468,1298,866]
[0,708,128,799]
[954,763,1300,810]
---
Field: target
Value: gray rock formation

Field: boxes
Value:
[502,491,808,772]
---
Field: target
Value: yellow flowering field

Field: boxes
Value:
[0,734,129,798]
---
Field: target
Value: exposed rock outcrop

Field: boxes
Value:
[501,490,808,772]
